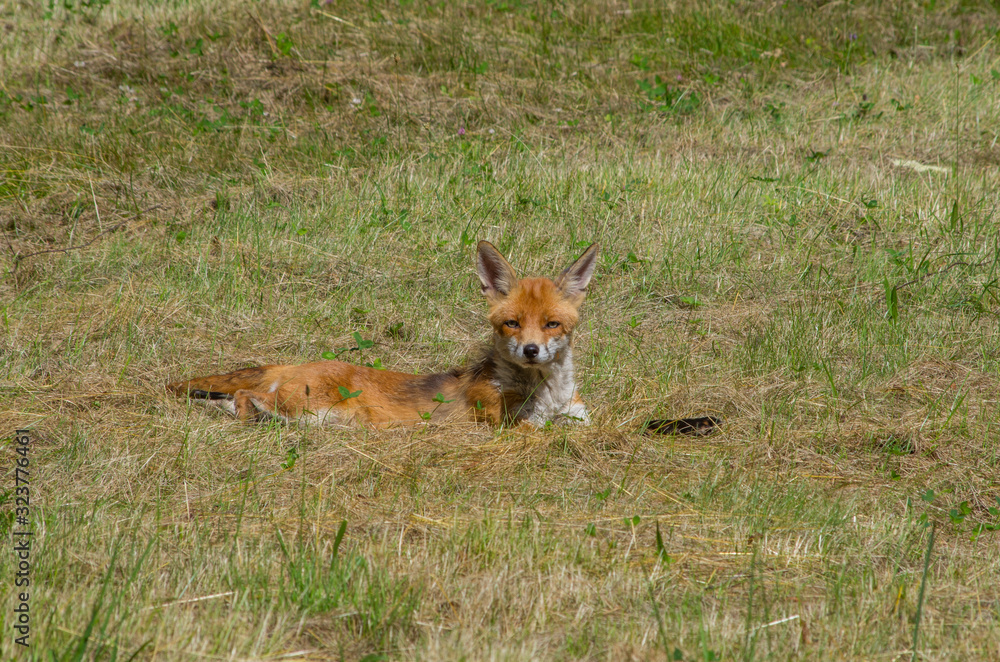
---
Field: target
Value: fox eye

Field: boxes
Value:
[504,320,520,329]
[544,321,561,329]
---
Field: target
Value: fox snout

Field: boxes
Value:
[505,335,569,366]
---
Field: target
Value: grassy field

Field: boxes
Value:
[2,0,1000,659]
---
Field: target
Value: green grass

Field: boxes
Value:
[2,0,1000,659]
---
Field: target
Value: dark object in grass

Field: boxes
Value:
[644,416,722,436]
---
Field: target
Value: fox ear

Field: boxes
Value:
[555,243,600,302]
[477,241,518,299]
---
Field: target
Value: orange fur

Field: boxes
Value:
[167,241,599,428]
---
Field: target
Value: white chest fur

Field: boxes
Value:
[493,347,590,425]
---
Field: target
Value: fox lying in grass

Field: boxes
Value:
[168,241,599,428]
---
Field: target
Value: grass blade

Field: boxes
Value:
[912,522,936,662]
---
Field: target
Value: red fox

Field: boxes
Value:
[167,241,599,428]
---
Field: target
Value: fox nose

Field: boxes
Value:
[523,344,539,359]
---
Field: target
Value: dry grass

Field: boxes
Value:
[2,0,1000,660]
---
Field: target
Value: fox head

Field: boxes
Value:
[476,241,599,368]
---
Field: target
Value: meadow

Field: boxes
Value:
[1,0,1000,659]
